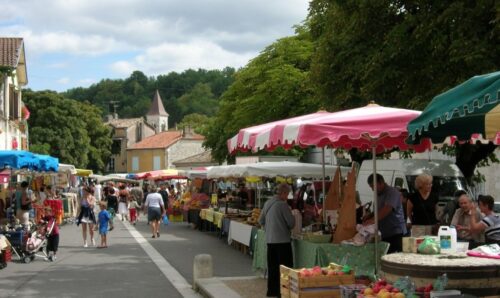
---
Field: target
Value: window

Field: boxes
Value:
[153,156,161,170]
[136,123,142,142]
[0,81,4,115]
[132,157,139,172]
[111,140,121,154]
[108,158,115,172]
[9,85,19,120]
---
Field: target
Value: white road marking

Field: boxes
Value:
[123,222,202,298]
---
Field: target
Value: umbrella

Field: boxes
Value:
[227,111,330,152]
[133,169,186,180]
[407,71,500,145]
[228,103,429,271]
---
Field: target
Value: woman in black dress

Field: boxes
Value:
[407,174,439,236]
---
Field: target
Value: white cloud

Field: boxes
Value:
[110,40,254,76]
[57,77,70,84]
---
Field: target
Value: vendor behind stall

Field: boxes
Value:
[364,174,406,253]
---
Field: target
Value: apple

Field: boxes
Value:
[337,271,345,275]
[392,287,400,293]
[384,285,393,292]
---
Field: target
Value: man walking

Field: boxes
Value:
[259,183,295,297]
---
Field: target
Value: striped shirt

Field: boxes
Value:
[482,213,500,241]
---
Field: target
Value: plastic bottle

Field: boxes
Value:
[438,226,457,254]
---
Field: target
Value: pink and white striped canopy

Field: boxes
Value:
[228,103,431,154]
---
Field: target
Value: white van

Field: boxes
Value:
[356,159,468,210]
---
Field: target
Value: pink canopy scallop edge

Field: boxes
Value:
[227,111,330,152]
[228,104,431,154]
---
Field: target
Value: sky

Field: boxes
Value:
[0,0,310,92]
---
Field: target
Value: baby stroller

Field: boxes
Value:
[8,219,55,263]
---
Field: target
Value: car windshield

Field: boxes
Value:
[406,175,468,201]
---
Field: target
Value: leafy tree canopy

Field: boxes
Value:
[24,90,112,172]
[203,26,317,162]
[64,68,236,128]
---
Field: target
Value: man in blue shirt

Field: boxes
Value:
[365,174,406,253]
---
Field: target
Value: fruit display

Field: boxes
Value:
[281,264,355,297]
[361,279,405,298]
[246,208,261,225]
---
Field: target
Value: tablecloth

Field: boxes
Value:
[228,220,253,246]
[252,229,389,278]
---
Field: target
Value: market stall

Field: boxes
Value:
[253,229,389,279]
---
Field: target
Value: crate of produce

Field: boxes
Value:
[283,264,355,298]
[280,265,291,298]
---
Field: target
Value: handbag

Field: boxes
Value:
[162,214,169,225]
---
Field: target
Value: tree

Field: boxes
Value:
[178,113,210,134]
[308,0,499,183]
[203,26,318,162]
[176,83,218,117]
[308,0,498,110]
[24,90,112,172]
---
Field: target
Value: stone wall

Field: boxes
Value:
[167,139,205,168]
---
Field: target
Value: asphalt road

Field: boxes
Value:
[0,216,255,298]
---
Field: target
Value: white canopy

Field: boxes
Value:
[58,163,77,175]
[207,162,347,179]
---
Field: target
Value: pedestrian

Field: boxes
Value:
[42,206,59,261]
[130,186,143,222]
[469,195,500,245]
[17,181,33,228]
[117,184,129,221]
[97,201,111,248]
[407,174,439,236]
[159,184,170,211]
[364,174,406,254]
[143,185,165,238]
[128,196,139,225]
[105,188,118,231]
[258,183,295,297]
[77,185,96,247]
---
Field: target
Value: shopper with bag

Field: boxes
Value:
[143,185,165,238]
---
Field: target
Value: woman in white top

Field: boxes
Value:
[143,185,165,238]
[77,186,96,247]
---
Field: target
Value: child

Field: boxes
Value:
[129,196,138,225]
[42,206,59,261]
[97,202,111,248]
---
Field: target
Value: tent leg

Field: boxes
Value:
[372,146,379,275]
[322,148,326,224]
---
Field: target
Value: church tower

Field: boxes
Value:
[146,90,169,133]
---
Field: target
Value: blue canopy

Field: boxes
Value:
[0,150,40,170]
[34,154,59,172]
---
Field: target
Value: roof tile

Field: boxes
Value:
[0,38,23,68]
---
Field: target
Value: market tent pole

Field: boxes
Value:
[321,148,326,224]
[371,144,379,273]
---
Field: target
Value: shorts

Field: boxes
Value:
[99,227,108,235]
[148,207,162,222]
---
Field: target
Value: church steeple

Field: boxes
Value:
[146,90,169,133]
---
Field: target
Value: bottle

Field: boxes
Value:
[438,226,457,254]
